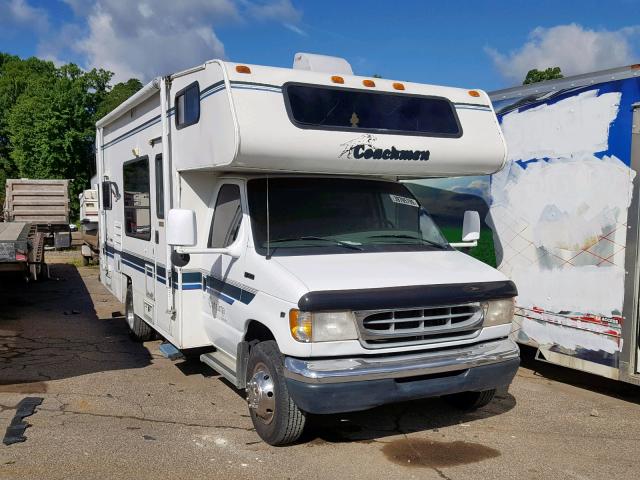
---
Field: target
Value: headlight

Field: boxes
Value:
[289,310,358,342]
[482,298,515,327]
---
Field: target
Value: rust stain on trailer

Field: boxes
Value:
[382,438,500,468]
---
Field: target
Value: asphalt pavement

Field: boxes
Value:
[1,253,639,479]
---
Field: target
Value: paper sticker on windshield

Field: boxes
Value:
[389,194,419,207]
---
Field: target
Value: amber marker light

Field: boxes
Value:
[392,82,405,91]
[331,75,345,84]
[468,90,481,97]
[289,309,312,342]
[236,65,251,74]
[363,79,376,87]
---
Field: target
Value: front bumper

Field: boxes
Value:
[283,338,519,414]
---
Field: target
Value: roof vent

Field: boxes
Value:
[293,52,353,75]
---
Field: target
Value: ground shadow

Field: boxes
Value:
[301,391,516,444]
[0,263,152,392]
[172,356,515,444]
[519,345,640,403]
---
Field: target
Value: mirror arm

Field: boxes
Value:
[176,247,228,254]
[449,241,478,249]
[175,246,240,259]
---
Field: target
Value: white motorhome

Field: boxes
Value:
[96,53,519,445]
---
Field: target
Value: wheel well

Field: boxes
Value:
[238,321,276,389]
[244,320,275,343]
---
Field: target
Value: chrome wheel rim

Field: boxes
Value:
[126,290,135,329]
[247,362,275,424]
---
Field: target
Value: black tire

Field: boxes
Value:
[443,389,496,410]
[245,340,306,445]
[125,282,154,342]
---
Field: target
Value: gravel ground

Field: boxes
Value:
[1,251,639,479]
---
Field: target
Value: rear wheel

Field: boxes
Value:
[125,283,154,342]
[443,389,496,410]
[246,340,306,445]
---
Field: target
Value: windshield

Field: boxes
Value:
[247,178,450,256]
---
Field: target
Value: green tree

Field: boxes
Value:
[6,63,113,215]
[0,55,57,203]
[97,78,143,120]
[523,67,564,85]
[0,53,142,218]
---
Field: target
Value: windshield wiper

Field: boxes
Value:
[268,236,363,251]
[367,234,448,250]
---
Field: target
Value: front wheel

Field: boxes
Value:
[125,283,154,342]
[443,389,496,410]
[246,340,306,445]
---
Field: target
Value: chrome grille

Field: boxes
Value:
[355,303,484,349]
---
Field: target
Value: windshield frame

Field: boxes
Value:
[282,82,463,139]
[246,176,452,257]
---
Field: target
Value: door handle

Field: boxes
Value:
[155,230,159,244]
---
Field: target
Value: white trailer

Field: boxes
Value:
[96,53,519,445]
[489,65,640,384]
[79,188,99,265]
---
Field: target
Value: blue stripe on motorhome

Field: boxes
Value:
[102,80,285,150]
[102,115,161,149]
[204,275,255,305]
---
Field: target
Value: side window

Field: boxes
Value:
[123,157,151,240]
[155,154,164,219]
[208,185,242,248]
[175,82,200,129]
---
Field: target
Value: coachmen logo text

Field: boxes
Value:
[338,134,430,161]
[352,145,430,161]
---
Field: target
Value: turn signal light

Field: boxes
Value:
[468,90,481,97]
[236,65,251,74]
[331,75,345,84]
[363,79,376,87]
[392,82,405,91]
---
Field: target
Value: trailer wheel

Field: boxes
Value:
[125,283,154,342]
[246,340,306,445]
[443,389,496,410]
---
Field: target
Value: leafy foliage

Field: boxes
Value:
[0,54,142,217]
[523,67,563,85]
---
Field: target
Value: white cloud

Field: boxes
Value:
[486,23,640,83]
[73,0,240,82]
[245,0,300,23]
[0,0,49,33]
[45,0,304,82]
[283,22,307,36]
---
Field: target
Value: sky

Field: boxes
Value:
[0,0,639,91]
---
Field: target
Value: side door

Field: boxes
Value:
[152,152,170,334]
[200,181,247,357]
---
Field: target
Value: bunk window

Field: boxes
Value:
[208,185,242,248]
[155,154,164,219]
[123,157,151,241]
[175,81,200,129]
[284,83,461,138]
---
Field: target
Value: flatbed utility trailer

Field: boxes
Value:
[0,222,46,281]
[488,64,640,384]
[3,179,71,248]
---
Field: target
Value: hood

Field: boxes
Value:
[272,250,506,293]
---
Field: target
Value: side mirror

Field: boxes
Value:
[167,209,197,247]
[462,210,480,242]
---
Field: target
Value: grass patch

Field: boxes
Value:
[440,226,497,267]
